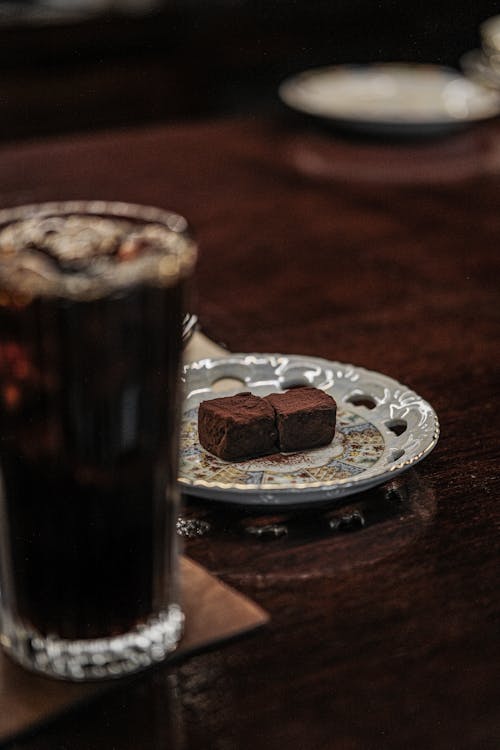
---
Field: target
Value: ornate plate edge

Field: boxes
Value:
[178,353,440,497]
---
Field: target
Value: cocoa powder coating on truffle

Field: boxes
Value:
[198,387,336,461]
[198,392,279,461]
[265,387,336,453]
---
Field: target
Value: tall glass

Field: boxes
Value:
[0,201,196,680]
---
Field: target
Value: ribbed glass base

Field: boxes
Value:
[1,605,184,681]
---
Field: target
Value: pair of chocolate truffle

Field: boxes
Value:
[198,386,336,462]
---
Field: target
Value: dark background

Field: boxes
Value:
[1,0,499,141]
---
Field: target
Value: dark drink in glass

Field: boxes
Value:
[0,201,197,680]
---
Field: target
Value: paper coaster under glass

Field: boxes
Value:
[179,354,440,507]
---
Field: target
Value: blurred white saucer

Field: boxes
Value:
[279,63,500,137]
[480,14,500,55]
[460,49,500,91]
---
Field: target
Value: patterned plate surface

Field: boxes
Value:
[179,354,439,506]
[182,313,198,345]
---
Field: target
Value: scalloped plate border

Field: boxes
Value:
[178,354,440,506]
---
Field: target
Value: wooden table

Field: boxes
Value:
[1,116,499,749]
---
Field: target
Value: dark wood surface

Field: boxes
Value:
[1,115,499,749]
[2,0,500,141]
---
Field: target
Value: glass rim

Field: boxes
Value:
[0,200,197,301]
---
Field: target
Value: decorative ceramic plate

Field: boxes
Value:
[182,313,198,345]
[279,63,500,136]
[178,354,440,506]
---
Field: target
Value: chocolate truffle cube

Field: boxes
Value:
[265,387,336,453]
[198,392,278,461]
